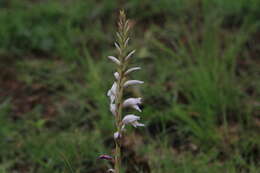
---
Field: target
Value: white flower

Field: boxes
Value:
[124,80,144,87]
[122,114,145,128]
[107,82,117,103]
[108,56,121,65]
[110,104,116,116]
[113,131,120,139]
[125,50,136,61]
[107,168,115,173]
[125,67,141,75]
[114,72,120,80]
[123,98,142,112]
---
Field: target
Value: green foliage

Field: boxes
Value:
[0,0,259,172]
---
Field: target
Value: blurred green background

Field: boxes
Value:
[0,0,259,172]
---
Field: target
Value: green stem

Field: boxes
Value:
[114,49,125,173]
[114,10,129,173]
[115,141,121,173]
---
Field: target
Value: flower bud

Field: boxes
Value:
[125,67,141,75]
[114,42,121,54]
[125,50,136,61]
[114,131,121,139]
[114,72,120,80]
[98,154,113,161]
[107,82,117,103]
[124,80,144,87]
[124,37,130,47]
[108,56,121,65]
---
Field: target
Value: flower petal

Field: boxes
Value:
[125,67,141,75]
[132,105,142,112]
[109,94,116,103]
[114,131,120,139]
[123,98,142,107]
[122,114,144,128]
[109,82,117,95]
[110,104,116,116]
[108,56,121,65]
[124,80,144,87]
[122,114,140,124]
[123,98,142,112]
[107,82,117,103]
[98,154,113,161]
[107,168,115,173]
[114,72,120,80]
[132,121,145,128]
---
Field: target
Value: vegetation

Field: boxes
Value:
[0,0,259,172]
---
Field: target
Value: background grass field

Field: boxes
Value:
[0,0,259,172]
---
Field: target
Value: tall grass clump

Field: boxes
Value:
[150,14,254,147]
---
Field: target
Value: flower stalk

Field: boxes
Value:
[100,10,144,173]
[114,11,127,173]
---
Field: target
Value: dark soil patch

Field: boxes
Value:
[0,57,57,119]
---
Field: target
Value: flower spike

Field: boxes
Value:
[104,10,144,173]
